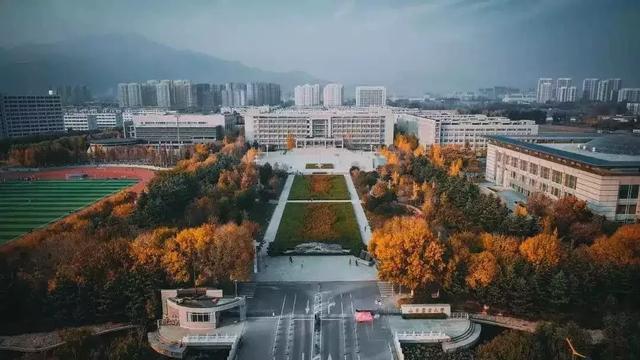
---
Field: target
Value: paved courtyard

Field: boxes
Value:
[257,147,385,173]
[256,255,378,282]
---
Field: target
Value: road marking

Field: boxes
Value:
[341,294,344,316]
[306,299,310,314]
[291,293,297,316]
[280,294,288,317]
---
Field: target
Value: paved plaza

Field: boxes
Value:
[257,148,385,173]
[256,255,378,282]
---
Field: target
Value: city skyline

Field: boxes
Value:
[1,0,638,95]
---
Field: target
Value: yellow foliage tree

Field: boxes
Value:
[465,251,499,289]
[448,158,463,177]
[286,133,296,150]
[413,145,426,158]
[131,227,177,270]
[162,222,256,286]
[429,144,445,168]
[369,217,447,291]
[519,232,563,268]
[589,224,640,266]
[394,134,414,154]
[379,146,399,165]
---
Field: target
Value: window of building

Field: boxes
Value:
[541,183,549,192]
[519,160,528,171]
[511,171,516,179]
[616,204,637,215]
[496,152,502,162]
[552,170,562,184]
[618,184,640,199]
[189,312,210,322]
[564,174,577,189]
[551,187,561,197]
[529,163,538,175]
[540,166,550,179]
[511,157,518,167]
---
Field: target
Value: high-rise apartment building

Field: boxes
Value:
[555,78,572,100]
[171,80,194,110]
[557,86,577,103]
[582,78,599,101]
[156,80,172,109]
[536,78,554,103]
[597,79,623,102]
[141,80,158,107]
[617,88,640,103]
[0,94,64,137]
[294,84,321,106]
[221,83,247,107]
[55,85,92,105]
[322,84,343,107]
[122,83,142,107]
[355,86,386,107]
[246,83,281,106]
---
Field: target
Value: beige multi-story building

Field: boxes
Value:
[395,112,538,151]
[63,108,122,131]
[131,113,232,144]
[485,134,640,222]
[244,108,394,150]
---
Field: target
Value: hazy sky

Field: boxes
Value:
[1,0,639,94]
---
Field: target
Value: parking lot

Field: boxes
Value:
[237,282,395,360]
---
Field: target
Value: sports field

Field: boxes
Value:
[0,179,138,244]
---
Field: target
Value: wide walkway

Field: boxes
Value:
[255,255,377,281]
[344,174,372,246]
[260,174,294,256]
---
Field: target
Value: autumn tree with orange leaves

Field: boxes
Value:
[519,232,564,268]
[369,217,447,291]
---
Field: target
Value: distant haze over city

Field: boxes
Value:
[0,0,639,96]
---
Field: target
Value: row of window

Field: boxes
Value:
[498,152,578,189]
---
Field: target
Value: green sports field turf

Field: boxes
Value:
[0,179,138,245]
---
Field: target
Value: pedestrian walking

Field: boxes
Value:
[349,258,352,266]
[289,256,293,264]
[301,263,303,269]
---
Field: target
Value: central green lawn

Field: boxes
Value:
[0,179,137,245]
[271,202,363,255]
[288,175,350,200]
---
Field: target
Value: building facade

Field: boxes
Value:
[148,288,246,359]
[582,78,599,101]
[294,84,321,106]
[536,78,554,103]
[63,108,122,131]
[485,135,640,221]
[597,78,623,102]
[323,83,344,107]
[395,112,538,151]
[0,94,64,137]
[355,86,386,107]
[617,88,640,103]
[131,113,231,144]
[244,108,394,150]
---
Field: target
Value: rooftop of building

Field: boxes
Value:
[166,289,241,309]
[89,138,143,146]
[488,134,640,168]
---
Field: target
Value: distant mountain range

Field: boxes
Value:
[0,34,322,97]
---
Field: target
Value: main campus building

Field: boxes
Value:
[244,108,395,150]
[485,134,640,222]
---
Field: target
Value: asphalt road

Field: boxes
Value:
[239,281,394,360]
